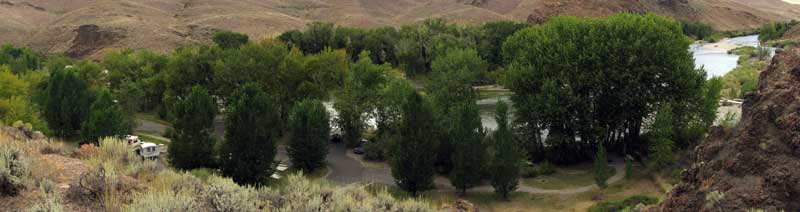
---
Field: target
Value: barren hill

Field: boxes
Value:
[1,0,798,58]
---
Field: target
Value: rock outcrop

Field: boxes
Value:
[654,48,800,211]
[65,25,125,58]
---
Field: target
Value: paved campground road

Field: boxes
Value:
[137,117,626,195]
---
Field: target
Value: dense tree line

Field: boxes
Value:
[503,13,718,164]
[279,20,527,83]
[758,20,799,42]
[680,20,714,40]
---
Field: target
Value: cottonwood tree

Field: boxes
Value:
[288,99,330,173]
[169,86,217,170]
[220,84,279,185]
[391,91,436,197]
[490,101,523,199]
[428,48,486,173]
[81,90,128,144]
[503,14,703,164]
[334,52,389,147]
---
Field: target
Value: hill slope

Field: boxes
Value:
[0,0,798,58]
[653,47,800,211]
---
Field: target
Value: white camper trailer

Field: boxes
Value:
[126,135,167,160]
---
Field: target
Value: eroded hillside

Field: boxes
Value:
[653,46,800,211]
[0,0,798,58]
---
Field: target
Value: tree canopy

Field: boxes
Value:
[169,86,218,170]
[220,84,280,185]
[287,99,331,172]
[503,13,704,164]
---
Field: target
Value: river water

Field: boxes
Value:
[689,34,774,78]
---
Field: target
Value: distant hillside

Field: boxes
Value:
[0,0,798,58]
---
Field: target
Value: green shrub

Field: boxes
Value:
[624,158,633,180]
[203,176,262,212]
[537,160,555,176]
[0,142,28,196]
[98,137,137,165]
[705,190,725,208]
[588,195,659,212]
[126,191,201,212]
[520,164,538,178]
[363,138,388,161]
[704,34,724,43]
[26,180,62,212]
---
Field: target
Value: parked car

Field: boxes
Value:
[353,147,365,155]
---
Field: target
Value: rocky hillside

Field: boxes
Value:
[654,47,800,211]
[0,0,798,59]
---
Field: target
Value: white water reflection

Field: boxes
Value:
[689,35,775,78]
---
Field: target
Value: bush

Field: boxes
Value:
[537,161,555,176]
[1,142,28,196]
[203,176,262,212]
[26,180,63,212]
[98,138,137,166]
[363,138,388,161]
[37,140,64,155]
[126,191,201,212]
[520,164,538,178]
[162,128,175,139]
[67,163,140,210]
[73,144,101,159]
[588,195,659,212]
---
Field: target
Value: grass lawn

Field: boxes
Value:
[136,132,170,145]
[522,163,615,190]
[477,89,512,99]
[367,166,663,212]
[135,113,171,127]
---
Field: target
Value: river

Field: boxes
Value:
[689,34,774,78]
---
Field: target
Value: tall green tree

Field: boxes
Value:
[477,21,527,70]
[212,31,249,49]
[448,102,485,195]
[220,84,279,185]
[81,90,129,144]
[391,91,436,197]
[169,86,217,170]
[334,52,389,147]
[490,101,523,199]
[287,99,331,173]
[44,68,92,137]
[594,144,609,188]
[428,48,487,173]
[649,104,675,169]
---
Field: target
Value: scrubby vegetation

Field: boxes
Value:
[681,20,714,41]
[1,142,28,196]
[758,20,799,43]
[588,195,659,212]
[3,133,437,211]
[721,46,772,99]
